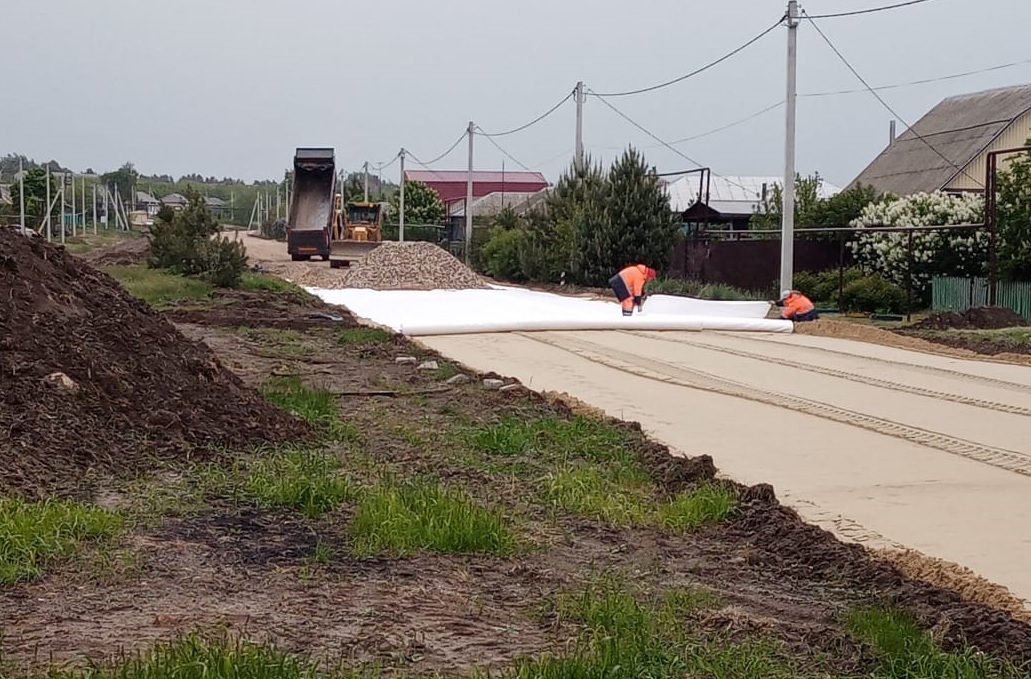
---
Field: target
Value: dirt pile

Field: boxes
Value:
[339,242,489,291]
[78,238,151,266]
[908,307,1028,331]
[163,288,361,331]
[0,232,311,498]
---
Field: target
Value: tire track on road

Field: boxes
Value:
[622,330,1031,418]
[519,332,1031,479]
[718,333,1031,396]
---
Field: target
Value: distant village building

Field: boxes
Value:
[664,175,841,231]
[404,169,549,216]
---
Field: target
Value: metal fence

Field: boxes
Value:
[932,276,1031,320]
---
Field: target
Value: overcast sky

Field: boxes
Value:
[6,0,1031,187]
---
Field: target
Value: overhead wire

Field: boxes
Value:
[803,57,1031,97]
[475,127,535,172]
[476,90,575,137]
[802,9,984,188]
[806,0,940,19]
[407,131,468,167]
[587,88,754,192]
[592,17,785,97]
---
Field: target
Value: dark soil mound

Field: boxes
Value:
[78,238,151,266]
[909,307,1028,331]
[163,288,361,331]
[0,233,312,498]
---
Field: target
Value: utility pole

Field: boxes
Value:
[363,161,369,202]
[575,81,585,171]
[18,158,25,230]
[465,121,475,265]
[92,183,98,235]
[45,166,52,241]
[399,149,406,242]
[71,173,76,236]
[779,0,799,295]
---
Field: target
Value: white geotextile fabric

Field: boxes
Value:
[306,286,793,336]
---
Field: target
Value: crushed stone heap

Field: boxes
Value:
[339,241,489,291]
[0,232,311,498]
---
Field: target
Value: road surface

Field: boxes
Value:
[422,329,1031,603]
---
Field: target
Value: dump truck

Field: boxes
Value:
[330,198,384,261]
[286,147,336,261]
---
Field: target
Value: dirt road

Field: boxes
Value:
[422,329,1031,603]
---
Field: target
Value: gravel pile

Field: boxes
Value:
[339,242,488,291]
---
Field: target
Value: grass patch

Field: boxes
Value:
[648,277,764,301]
[336,326,393,345]
[0,499,123,585]
[239,271,314,299]
[469,415,737,531]
[470,415,636,469]
[847,606,1027,678]
[350,480,518,557]
[38,633,379,679]
[260,376,355,441]
[102,265,213,306]
[928,327,1031,345]
[241,448,357,519]
[542,465,736,532]
[513,577,801,678]
[434,362,461,381]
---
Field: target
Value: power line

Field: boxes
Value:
[806,0,939,19]
[477,91,574,137]
[475,127,535,172]
[803,57,1031,97]
[670,100,785,144]
[407,131,467,167]
[802,10,984,188]
[588,89,753,192]
[592,17,785,97]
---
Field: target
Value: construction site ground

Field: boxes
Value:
[6,231,1031,676]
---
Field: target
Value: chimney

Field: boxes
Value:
[889,119,897,146]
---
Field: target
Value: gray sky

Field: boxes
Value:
[7,0,1031,187]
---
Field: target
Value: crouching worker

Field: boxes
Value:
[776,289,819,322]
[609,264,657,316]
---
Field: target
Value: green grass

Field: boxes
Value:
[0,499,123,585]
[930,327,1031,345]
[241,448,357,519]
[542,465,737,532]
[239,271,314,299]
[468,415,736,531]
[847,606,1027,678]
[349,480,519,557]
[470,415,636,470]
[37,633,379,679]
[647,277,763,301]
[260,376,355,441]
[102,265,213,305]
[336,326,393,345]
[509,577,800,679]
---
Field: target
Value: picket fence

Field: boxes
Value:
[931,276,1031,320]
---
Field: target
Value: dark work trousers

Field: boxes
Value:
[794,308,819,322]
[609,274,630,302]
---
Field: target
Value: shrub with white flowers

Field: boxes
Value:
[848,191,986,300]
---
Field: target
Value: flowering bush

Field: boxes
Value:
[848,191,986,300]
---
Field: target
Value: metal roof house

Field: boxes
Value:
[665,174,841,230]
[404,169,549,211]
[849,83,1031,196]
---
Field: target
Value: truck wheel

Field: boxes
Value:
[321,254,330,261]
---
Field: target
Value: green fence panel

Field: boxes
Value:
[931,276,1031,320]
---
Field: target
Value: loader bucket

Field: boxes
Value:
[331,240,382,261]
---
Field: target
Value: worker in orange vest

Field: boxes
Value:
[609,264,657,316]
[775,289,819,322]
